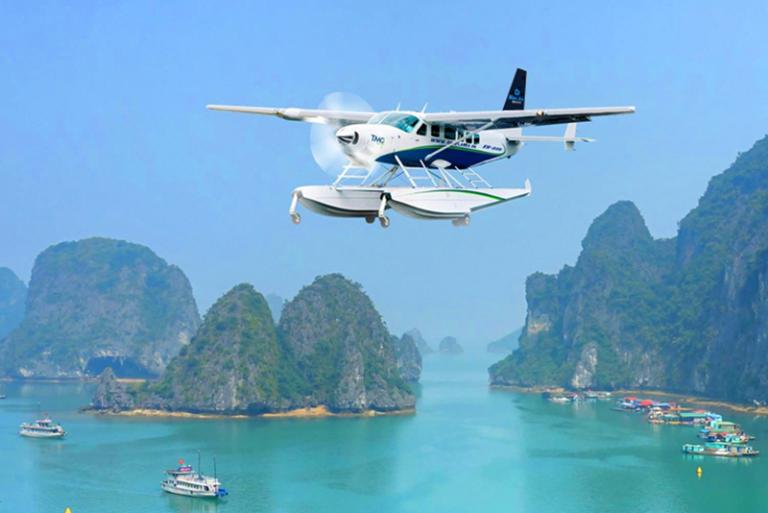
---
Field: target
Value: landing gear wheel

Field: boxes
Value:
[291,213,301,225]
[379,216,390,228]
[365,216,376,224]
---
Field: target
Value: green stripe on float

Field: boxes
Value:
[413,189,504,201]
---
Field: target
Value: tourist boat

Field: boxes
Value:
[682,442,759,458]
[161,458,228,498]
[19,417,66,438]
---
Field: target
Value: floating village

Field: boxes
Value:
[545,391,760,458]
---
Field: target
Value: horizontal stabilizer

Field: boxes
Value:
[503,122,594,150]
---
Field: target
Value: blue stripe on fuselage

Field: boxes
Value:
[376,147,499,169]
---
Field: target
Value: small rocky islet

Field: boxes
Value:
[438,336,463,355]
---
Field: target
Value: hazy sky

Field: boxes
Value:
[1,1,767,345]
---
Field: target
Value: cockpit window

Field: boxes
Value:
[367,112,421,133]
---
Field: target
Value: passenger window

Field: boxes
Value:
[473,134,480,144]
[431,124,440,137]
[417,123,427,136]
[444,126,456,140]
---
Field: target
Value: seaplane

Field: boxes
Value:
[208,69,634,227]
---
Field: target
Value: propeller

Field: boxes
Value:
[310,92,373,176]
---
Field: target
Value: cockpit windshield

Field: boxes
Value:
[367,112,421,133]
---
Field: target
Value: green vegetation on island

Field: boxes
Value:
[490,135,768,404]
[0,238,200,379]
[93,274,416,415]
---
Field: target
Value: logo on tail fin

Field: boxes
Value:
[503,69,527,111]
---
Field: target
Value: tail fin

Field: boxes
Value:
[503,68,527,110]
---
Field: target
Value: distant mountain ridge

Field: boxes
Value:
[486,329,521,354]
[490,135,768,404]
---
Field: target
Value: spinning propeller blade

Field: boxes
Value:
[309,92,372,176]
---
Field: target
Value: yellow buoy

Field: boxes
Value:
[696,466,702,477]
[65,508,72,513]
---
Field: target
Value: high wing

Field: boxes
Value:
[423,106,635,131]
[206,105,374,125]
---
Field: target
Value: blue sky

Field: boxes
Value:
[1,1,767,346]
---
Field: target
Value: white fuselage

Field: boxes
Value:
[335,112,519,170]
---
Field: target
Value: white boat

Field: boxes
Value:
[161,460,228,498]
[19,418,65,439]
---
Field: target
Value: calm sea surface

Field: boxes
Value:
[2,351,768,513]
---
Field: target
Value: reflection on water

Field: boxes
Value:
[166,494,223,513]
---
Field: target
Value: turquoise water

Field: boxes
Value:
[2,352,768,513]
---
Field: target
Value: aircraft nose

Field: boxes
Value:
[336,127,359,145]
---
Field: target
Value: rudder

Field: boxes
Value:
[503,68,527,110]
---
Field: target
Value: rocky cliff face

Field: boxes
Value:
[91,367,135,412]
[92,275,415,415]
[145,284,299,413]
[490,135,768,403]
[0,268,26,339]
[439,336,463,355]
[0,238,200,378]
[279,274,414,412]
[393,332,422,382]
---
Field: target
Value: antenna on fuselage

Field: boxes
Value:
[420,103,428,113]
[395,102,401,111]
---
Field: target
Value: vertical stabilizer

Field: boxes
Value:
[503,68,527,110]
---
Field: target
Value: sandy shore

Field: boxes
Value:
[87,406,416,420]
